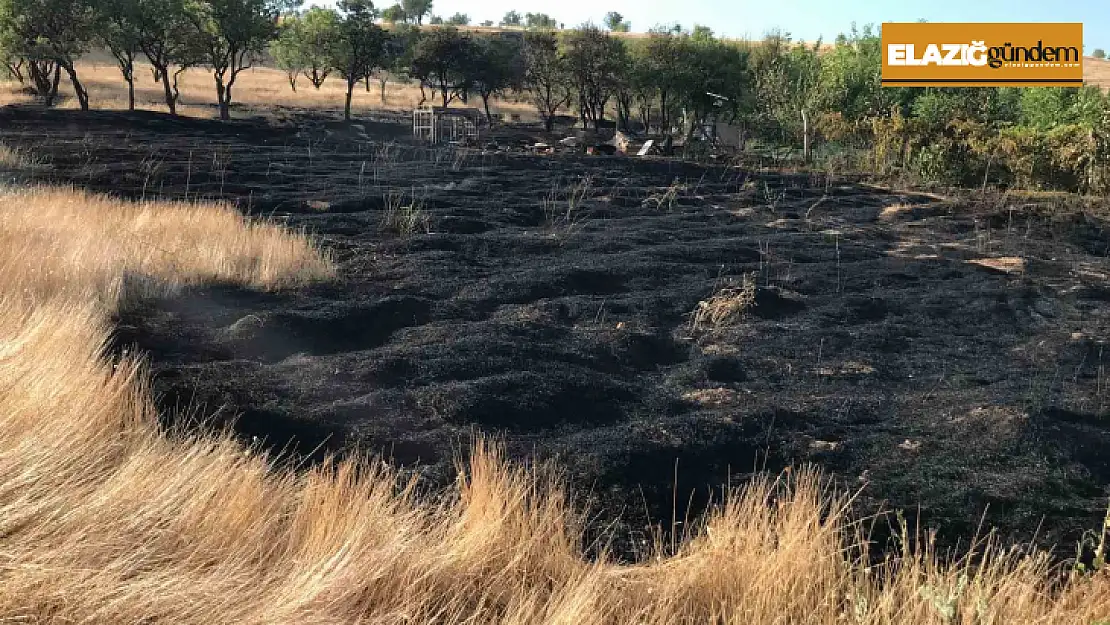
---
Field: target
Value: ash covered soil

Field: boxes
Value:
[5,107,1110,559]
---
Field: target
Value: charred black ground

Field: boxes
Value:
[4,107,1109,561]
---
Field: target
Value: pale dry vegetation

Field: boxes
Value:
[1,184,1109,623]
[690,273,758,333]
[0,59,538,120]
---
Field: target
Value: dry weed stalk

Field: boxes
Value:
[543,175,593,234]
[380,188,430,236]
[690,273,757,332]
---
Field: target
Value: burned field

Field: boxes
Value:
[5,107,1110,559]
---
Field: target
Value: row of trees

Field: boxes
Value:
[0,0,306,118]
[269,15,754,135]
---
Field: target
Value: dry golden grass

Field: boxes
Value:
[690,273,757,332]
[1,187,1109,623]
[0,59,539,120]
[1087,56,1110,93]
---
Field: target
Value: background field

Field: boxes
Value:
[1,53,1105,121]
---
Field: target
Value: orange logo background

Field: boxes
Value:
[881,22,1084,87]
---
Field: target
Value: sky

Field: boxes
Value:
[418,0,1110,53]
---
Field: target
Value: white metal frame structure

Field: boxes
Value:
[412,106,482,144]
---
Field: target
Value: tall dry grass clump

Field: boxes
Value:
[0,184,1108,623]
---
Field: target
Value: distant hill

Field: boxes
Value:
[1085,56,1110,92]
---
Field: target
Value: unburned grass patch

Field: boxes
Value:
[690,273,758,333]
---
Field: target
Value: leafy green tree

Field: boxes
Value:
[428,15,442,25]
[97,0,144,109]
[400,0,430,24]
[525,12,556,30]
[0,48,23,83]
[0,0,97,108]
[603,11,629,32]
[409,25,473,107]
[272,14,307,90]
[815,23,885,123]
[470,35,523,122]
[521,29,569,130]
[272,7,339,91]
[1018,88,1080,130]
[446,12,468,26]
[749,30,824,148]
[561,24,624,129]
[381,3,405,23]
[500,10,521,27]
[331,0,386,120]
[690,24,712,41]
[134,0,203,115]
[187,0,283,120]
[1093,48,1106,59]
[619,38,655,130]
[639,31,687,133]
[676,36,749,137]
[479,19,492,27]
[370,25,413,103]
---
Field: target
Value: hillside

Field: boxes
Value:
[1086,56,1110,92]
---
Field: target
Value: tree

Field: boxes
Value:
[446,12,468,26]
[97,0,144,110]
[428,15,442,25]
[1094,48,1107,59]
[561,24,625,129]
[691,24,712,41]
[381,3,404,23]
[187,0,282,120]
[815,23,885,124]
[525,12,556,30]
[400,0,430,24]
[479,20,492,27]
[331,0,386,120]
[272,7,339,91]
[500,10,521,27]
[521,30,569,130]
[371,25,413,103]
[134,0,203,115]
[470,35,523,123]
[639,31,686,134]
[272,14,306,90]
[409,25,473,107]
[0,48,23,83]
[603,11,629,32]
[0,0,97,108]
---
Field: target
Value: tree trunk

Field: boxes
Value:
[159,64,177,115]
[344,77,354,120]
[57,61,88,111]
[378,76,388,104]
[287,71,297,92]
[801,108,810,162]
[49,64,60,105]
[215,76,229,120]
[481,92,493,124]
[364,75,371,92]
[5,59,24,83]
[126,76,135,110]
